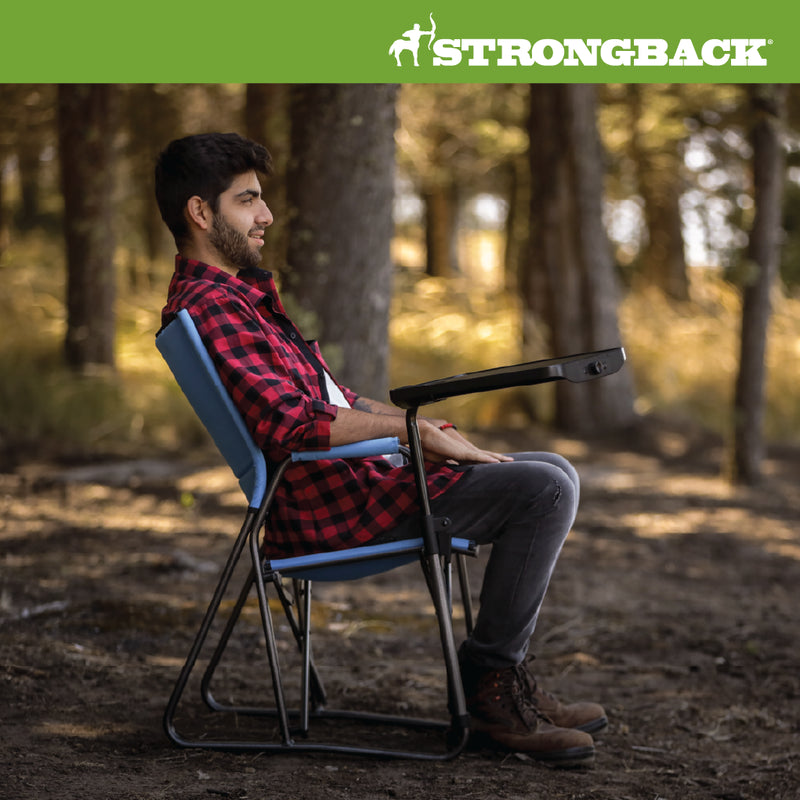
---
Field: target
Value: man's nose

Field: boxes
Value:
[257,202,274,227]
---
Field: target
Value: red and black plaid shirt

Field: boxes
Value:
[161,256,463,557]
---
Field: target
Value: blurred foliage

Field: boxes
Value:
[0,237,208,463]
[2,83,800,461]
[780,180,800,288]
[397,84,527,189]
[396,84,529,280]
[2,83,798,276]
[3,233,799,466]
[390,265,524,426]
[599,84,751,274]
[620,267,800,443]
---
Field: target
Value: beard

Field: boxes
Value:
[208,212,263,270]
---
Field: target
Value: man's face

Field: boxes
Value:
[208,171,272,270]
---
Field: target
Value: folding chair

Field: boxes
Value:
[156,307,625,760]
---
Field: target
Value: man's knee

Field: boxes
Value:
[511,452,579,494]
[505,461,573,518]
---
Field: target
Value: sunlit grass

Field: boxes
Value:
[389,269,524,425]
[0,239,206,460]
[619,269,800,444]
[1,233,799,462]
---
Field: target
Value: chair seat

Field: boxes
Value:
[268,536,476,581]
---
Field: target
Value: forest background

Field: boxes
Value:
[3,81,800,800]
[0,82,799,485]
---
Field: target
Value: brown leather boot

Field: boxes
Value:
[461,662,595,768]
[517,659,608,734]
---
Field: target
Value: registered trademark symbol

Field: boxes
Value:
[769,39,773,45]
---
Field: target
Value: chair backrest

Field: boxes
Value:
[156,309,268,507]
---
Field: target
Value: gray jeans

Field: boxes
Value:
[390,452,580,670]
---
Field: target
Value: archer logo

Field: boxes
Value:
[386,14,770,69]
[389,12,437,66]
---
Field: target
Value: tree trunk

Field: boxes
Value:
[124,84,177,281]
[17,86,53,230]
[245,84,289,275]
[286,84,399,399]
[18,131,42,230]
[0,156,6,258]
[57,84,119,370]
[628,86,690,301]
[0,86,27,252]
[730,84,788,485]
[503,156,528,292]
[525,84,636,433]
[423,182,458,277]
[639,178,689,300]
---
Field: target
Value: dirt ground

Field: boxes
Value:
[2,422,799,800]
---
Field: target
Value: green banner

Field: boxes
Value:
[1,0,796,82]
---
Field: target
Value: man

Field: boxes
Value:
[155,132,606,767]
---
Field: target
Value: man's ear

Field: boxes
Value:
[186,195,212,231]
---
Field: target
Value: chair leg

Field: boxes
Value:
[167,551,470,756]
[163,509,255,747]
[422,551,470,745]
[456,553,474,637]
[164,452,470,757]
[165,503,469,755]
[404,408,470,747]
[298,580,313,735]
[248,518,296,745]
[273,577,327,710]
[198,570,327,723]
[200,561,257,711]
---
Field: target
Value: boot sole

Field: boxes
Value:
[468,732,596,769]
[534,745,596,769]
[576,716,608,735]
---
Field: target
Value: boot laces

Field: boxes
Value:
[515,659,558,723]
[509,665,552,728]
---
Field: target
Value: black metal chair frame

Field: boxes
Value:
[156,308,625,760]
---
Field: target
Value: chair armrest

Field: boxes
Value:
[389,347,626,409]
[291,436,401,463]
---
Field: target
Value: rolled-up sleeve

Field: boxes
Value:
[192,296,339,461]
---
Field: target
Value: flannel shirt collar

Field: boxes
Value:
[173,255,287,317]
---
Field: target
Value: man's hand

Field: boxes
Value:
[329,400,512,465]
[417,420,512,464]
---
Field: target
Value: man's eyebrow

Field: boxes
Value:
[235,188,261,199]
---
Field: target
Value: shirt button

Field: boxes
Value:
[289,332,297,339]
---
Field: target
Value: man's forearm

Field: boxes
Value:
[352,396,405,417]
[328,402,509,465]
[328,406,408,446]
[353,396,447,427]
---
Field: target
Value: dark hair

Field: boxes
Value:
[154,132,273,246]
